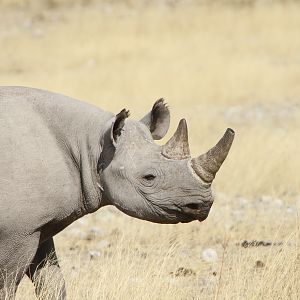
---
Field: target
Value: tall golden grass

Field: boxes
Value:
[15,209,300,299]
[1,1,300,299]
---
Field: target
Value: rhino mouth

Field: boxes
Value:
[179,202,212,223]
[148,198,213,223]
[175,213,208,223]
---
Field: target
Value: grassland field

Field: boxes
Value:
[0,1,300,299]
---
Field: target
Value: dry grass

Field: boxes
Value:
[1,1,300,299]
[15,208,300,299]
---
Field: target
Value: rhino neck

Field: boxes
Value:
[78,141,102,214]
[68,114,113,215]
[28,87,114,215]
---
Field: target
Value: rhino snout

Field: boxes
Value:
[180,201,213,222]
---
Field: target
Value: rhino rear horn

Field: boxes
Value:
[191,128,235,182]
[161,119,190,160]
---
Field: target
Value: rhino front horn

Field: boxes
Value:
[161,119,190,160]
[191,128,235,182]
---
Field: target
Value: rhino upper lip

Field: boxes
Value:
[162,200,212,223]
[179,202,212,221]
[181,206,202,215]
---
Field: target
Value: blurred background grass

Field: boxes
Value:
[1,1,300,299]
[1,0,300,200]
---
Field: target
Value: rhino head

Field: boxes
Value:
[98,99,234,224]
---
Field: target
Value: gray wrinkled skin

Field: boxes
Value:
[99,119,212,224]
[0,86,233,299]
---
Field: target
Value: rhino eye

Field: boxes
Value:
[143,174,156,181]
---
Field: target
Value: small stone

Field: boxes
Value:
[88,250,101,259]
[237,197,249,208]
[96,240,110,249]
[255,260,265,268]
[241,240,250,248]
[173,267,196,277]
[202,248,218,263]
[273,198,283,208]
[260,195,273,205]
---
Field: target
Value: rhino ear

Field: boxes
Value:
[111,109,130,146]
[140,98,170,140]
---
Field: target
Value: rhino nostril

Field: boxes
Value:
[185,203,200,210]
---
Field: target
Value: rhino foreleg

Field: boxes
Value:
[0,232,40,300]
[26,237,66,300]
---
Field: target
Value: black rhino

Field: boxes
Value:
[0,86,234,299]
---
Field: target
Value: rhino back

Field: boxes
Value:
[0,86,112,237]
